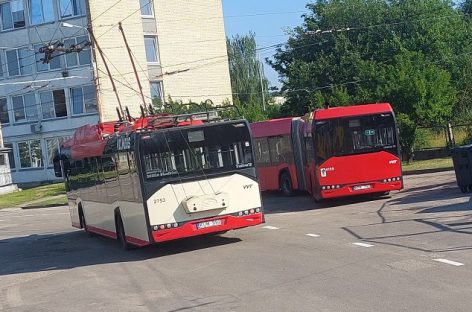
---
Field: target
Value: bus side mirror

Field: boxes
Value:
[53,156,63,178]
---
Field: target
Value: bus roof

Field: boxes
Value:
[251,118,295,138]
[314,103,393,120]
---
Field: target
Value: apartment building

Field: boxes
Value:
[0,122,17,194]
[0,0,232,184]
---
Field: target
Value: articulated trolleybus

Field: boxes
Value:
[251,103,403,201]
[54,108,264,249]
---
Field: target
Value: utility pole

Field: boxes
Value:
[258,54,266,111]
[118,22,147,108]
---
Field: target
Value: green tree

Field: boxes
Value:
[270,0,471,155]
[227,33,272,121]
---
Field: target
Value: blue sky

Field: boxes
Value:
[222,0,310,88]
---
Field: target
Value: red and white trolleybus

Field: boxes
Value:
[54,109,264,249]
[251,103,403,201]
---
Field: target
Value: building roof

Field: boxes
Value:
[250,118,294,138]
[314,103,393,120]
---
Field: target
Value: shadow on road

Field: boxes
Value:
[262,192,390,214]
[0,231,241,277]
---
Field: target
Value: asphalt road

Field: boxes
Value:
[1,171,472,312]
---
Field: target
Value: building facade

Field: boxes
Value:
[0,0,232,184]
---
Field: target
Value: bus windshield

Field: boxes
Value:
[140,121,254,180]
[314,113,397,164]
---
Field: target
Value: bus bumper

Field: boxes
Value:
[151,212,264,243]
[321,181,403,199]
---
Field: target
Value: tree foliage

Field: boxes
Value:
[270,0,472,124]
[269,0,472,156]
[227,33,274,121]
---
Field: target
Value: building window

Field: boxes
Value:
[29,0,54,25]
[6,48,34,76]
[150,81,163,105]
[18,140,43,168]
[46,137,69,166]
[140,0,153,16]
[60,0,85,18]
[144,36,159,63]
[64,36,91,67]
[4,143,15,169]
[12,93,38,122]
[70,85,97,115]
[0,52,3,78]
[34,43,61,72]
[0,1,25,31]
[0,154,5,166]
[40,89,67,119]
[0,98,9,124]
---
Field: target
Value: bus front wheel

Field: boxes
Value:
[280,172,294,196]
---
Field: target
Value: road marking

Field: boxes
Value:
[263,226,279,230]
[433,258,464,267]
[353,242,374,248]
[306,233,320,237]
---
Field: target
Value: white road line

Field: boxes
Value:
[433,258,464,267]
[306,233,320,237]
[353,242,374,248]
[263,226,279,230]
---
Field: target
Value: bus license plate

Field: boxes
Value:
[196,219,222,229]
[353,185,371,191]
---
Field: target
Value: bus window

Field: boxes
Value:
[268,135,293,165]
[314,113,398,165]
[254,138,270,166]
[140,122,254,180]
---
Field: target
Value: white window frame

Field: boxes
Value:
[5,47,34,77]
[17,140,43,169]
[34,43,62,72]
[64,36,91,68]
[40,89,68,120]
[144,36,160,64]
[45,136,69,167]
[29,0,55,26]
[0,97,10,125]
[140,0,154,17]
[0,1,26,31]
[0,50,4,78]
[70,85,97,116]
[60,0,86,19]
[12,93,38,123]
[150,81,164,105]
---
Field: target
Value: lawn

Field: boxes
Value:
[402,157,453,172]
[0,183,67,209]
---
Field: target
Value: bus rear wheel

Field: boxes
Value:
[115,214,131,251]
[280,172,294,196]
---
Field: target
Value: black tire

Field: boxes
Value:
[115,214,131,250]
[80,210,95,237]
[280,172,294,196]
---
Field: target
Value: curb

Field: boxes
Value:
[403,167,454,176]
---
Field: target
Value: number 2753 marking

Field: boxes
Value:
[154,198,166,204]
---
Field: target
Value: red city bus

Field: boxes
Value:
[251,103,403,201]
